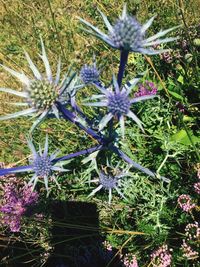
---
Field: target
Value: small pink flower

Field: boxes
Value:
[151,245,172,267]
[181,240,198,259]
[123,253,138,267]
[0,180,38,232]
[103,241,112,251]
[194,182,200,194]
[185,222,200,241]
[177,194,196,212]
[134,81,157,98]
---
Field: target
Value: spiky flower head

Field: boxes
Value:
[0,38,75,132]
[80,63,100,84]
[79,4,179,54]
[27,135,68,192]
[88,164,129,204]
[84,75,156,137]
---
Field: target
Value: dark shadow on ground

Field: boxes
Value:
[0,201,124,267]
[45,201,124,267]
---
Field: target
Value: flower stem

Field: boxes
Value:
[117,50,129,87]
[110,145,170,182]
[56,102,107,145]
[0,165,33,176]
[0,146,103,176]
[53,145,103,163]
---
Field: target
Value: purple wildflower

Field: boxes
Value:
[87,167,129,204]
[134,81,157,98]
[151,245,172,267]
[79,4,179,54]
[80,62,100,84]
[0,180,38,232]
[27,135,69,191]
[177,194,196,212]
[85,75,156,137]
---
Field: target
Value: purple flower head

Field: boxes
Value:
[110,15,143,51]
[80,62,100,84]
[151,245,172,267]
[0,180,38,232]
[87,165,129,204]
[134,80,157,97]
[84,75,156,137]
[27,135,68,192]
[79,4,179,54]
[177,194,196,213]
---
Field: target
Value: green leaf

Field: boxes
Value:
[171,129,200,145]
[177,75,184,84]
[168,90,183,101]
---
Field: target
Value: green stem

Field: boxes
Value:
[47,0,67,61]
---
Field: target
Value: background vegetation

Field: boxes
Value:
[0,0,199,266]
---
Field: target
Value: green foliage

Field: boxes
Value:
[0,1,199,266]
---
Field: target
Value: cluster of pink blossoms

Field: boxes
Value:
[0,163,38,232]
[123,253,138,267]
[185,222,200,240]
[177,194,196,212]
[181,240,198,259]
[177,166,200,211]
[151,245,172,267]
[181,222,200,260]
[134,81,157,98]
[103,241,138,267]
[194,182,200,194]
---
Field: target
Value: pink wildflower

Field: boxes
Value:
[123,253,138,267]
[103,241,113,251]
[151,245,172,267]
[0,180,38,232]
[181,240,198,259]
[194,182,200,194]
[134,81,157,98]
[185,222,200,240]
[177,194,196,212]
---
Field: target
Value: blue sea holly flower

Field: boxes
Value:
[79,4,179,54]
[0,38,75,132]
[27,135,68,192]
[80,62,100,85]
[84,75,156,137]
[88,168,128,204]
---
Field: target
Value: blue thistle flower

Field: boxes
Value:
[0,136,68,192]
[88,167,128,204]
[79,4,179,54]
[80,62,100,84]
[27,135,68,192]
[84,75,156,137]
[0,38,75,132]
